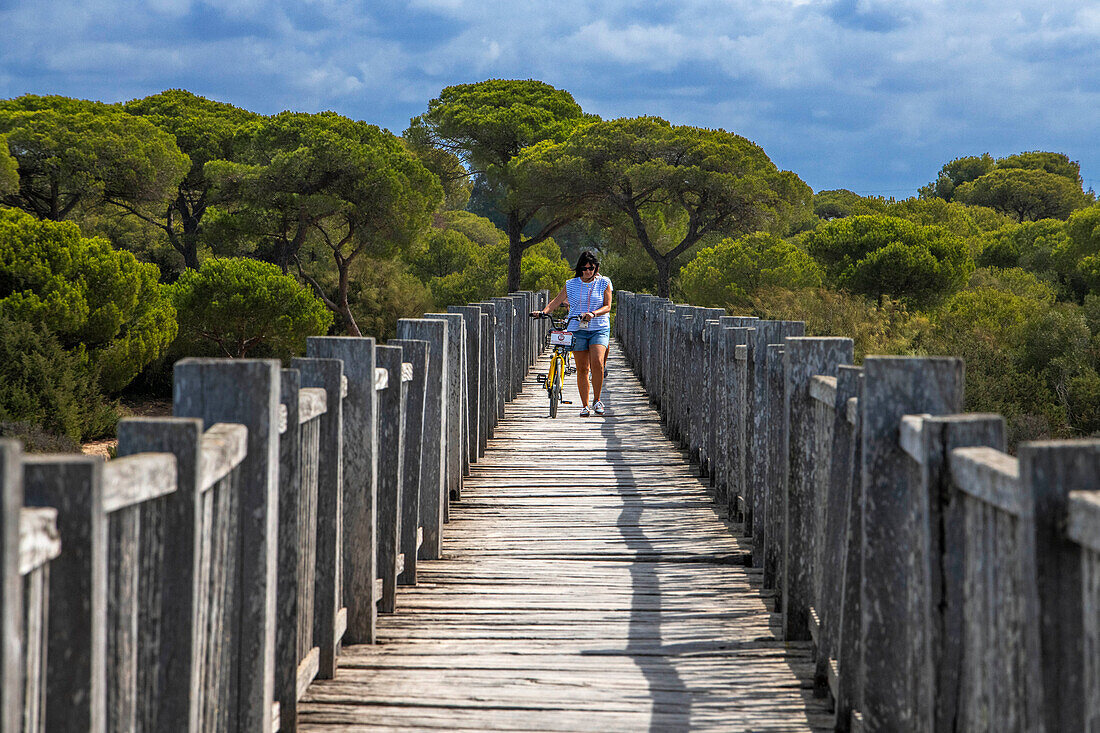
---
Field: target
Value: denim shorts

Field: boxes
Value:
[571,327,610,351]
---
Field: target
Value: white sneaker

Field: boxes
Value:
[593,400,605,415]
[579,405,591,417]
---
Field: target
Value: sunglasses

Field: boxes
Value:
[580,265,596,271]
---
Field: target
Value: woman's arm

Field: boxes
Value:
[532,284,569,316]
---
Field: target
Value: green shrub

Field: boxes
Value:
[0,315,116,443]
[803,214,973,307]
[0,207,177,392]
[0,422,82,454]
[169,258,333,359]
[751,287,927,361]
[679,232,823,308]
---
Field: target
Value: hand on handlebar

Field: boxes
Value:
[529,310,548,319]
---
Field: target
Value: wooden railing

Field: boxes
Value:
[0,290,547,733]
[616,291,1100,733]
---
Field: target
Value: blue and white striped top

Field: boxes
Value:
[565,275,613,332]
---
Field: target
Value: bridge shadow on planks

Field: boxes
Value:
[297,346,831,732]
[592,383,691,732]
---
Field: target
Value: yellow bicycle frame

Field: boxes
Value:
[546,351,562,391]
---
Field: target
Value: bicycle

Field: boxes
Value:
[530,314,581,418]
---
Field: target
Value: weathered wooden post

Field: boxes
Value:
[749,321,804,566]
[16,506,60,733]
[1064,491,1100,729]
[1026,439,1100,733]
[703,318,723,481]
[292,357,344,678]
[274,368,307,731]
[726,326,754,522]
[820,364,862,724]
[909,414,1007,731]
[395,319,448,559]
[305,337,379,647]
[23,455,108,733]
[1,441,21,733]
[424,313,465,505]
[374,346,405,614]
[449,305,483,467]
[716,317,756,508]
[782,337,853,641]
[489,298,515,402]
[538,291,549,354]
[858,356,963,732]
[508,294,527,394]
[659,301,675,417]
[389,340,429,587]
[115,417,212,732]
[519,291,537,367]
[668,306,693,443]
[693,308,724,468]
[478,311,493,444]
[763,343,786,591]
[681,308,704,455]
[173,358,280,733]
[473,303,502,429]
[837,367,864,729]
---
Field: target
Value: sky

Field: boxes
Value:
[1,0,1098,196]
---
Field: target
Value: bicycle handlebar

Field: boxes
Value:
[530,312,584,329]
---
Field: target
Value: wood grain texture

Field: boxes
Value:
[374,346,406,615]
[18,508,59,575]
[1025,439,1100,733]
[395,321,448,561]
[388,340,429,588]
[1,441,22,733]
[782,337,852,642]
[276,368,306,730]
[424,313,466,503]
[23,455,108,733]
[174,358,282,733]
[858,357,963,732]
[101,453,177,513]
[299,345,830,732]
[199,423,248,492]
[448,305,483,467]
[306,338,380,647]
[294,356,346,680]
[116,417,207,732]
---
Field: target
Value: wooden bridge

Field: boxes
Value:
[3,291,1100,732]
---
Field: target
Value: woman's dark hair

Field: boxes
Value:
[573,251,600,279]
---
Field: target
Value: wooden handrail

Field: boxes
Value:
[199,422,248,492]
[102,452,177,513]
[19,507,60,575]
[614,290,1100,732]
[0,291,543,733]
[949,445,1024,516]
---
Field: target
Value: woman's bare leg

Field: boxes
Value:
[573,350,591,406]
[589,344,607,401]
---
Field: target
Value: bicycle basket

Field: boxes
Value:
[549,330,575,349]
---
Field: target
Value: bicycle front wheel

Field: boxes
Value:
[549,384,560,418]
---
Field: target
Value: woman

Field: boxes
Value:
[531,251,613,417]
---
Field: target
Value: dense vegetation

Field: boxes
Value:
[0,84,1096,448]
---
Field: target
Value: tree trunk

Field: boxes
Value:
[336,260,362,337]
[505,211,524,293]
[507,239,525,294]
[655,258,672,298]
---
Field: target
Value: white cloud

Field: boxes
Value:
[0,0,1096,191]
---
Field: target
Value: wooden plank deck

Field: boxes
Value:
[299,345,833,732]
